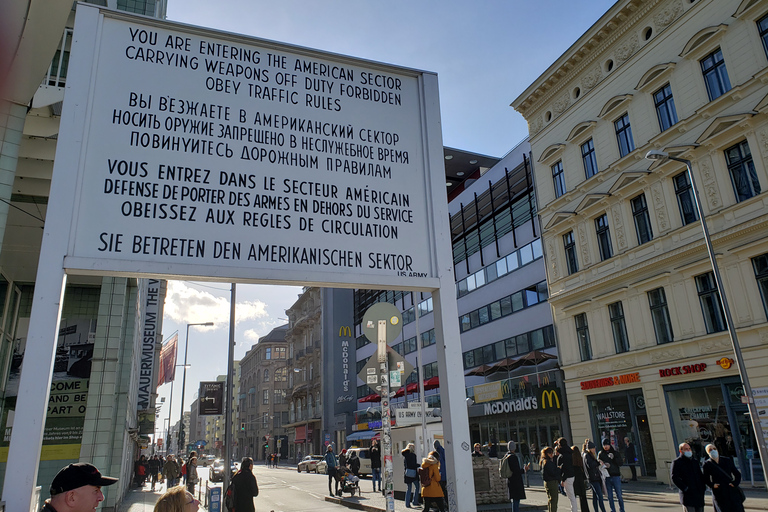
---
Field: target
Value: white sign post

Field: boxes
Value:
[2,5,475,511]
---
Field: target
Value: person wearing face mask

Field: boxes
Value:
[671,442,706,512]
[703,443,745,512]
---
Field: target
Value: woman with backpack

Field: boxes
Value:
[501,441,528,512]
[420,450,445,512]
[227,457,259,512]
[402,443,421,508]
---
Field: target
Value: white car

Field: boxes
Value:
[345,448,372,477]
[297,455,324,473]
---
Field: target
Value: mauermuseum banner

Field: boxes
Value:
[57,5,446,290]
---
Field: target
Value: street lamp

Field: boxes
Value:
[645,150,768,478]
[165,363,191,455]
[178,322,214,453]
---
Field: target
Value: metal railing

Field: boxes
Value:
[44,28,73,87]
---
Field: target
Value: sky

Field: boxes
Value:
[155,0,618,440]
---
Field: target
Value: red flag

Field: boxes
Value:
[157,333,178,386]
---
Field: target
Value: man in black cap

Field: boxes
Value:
[42,462,118,512]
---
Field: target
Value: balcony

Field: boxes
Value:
[34,28,72,108]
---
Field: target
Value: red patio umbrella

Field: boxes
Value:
[423,376,440,391]
[358,393,381,403]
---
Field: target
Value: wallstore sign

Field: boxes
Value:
[659,362,707,377]
[580,372,640,391]
[481,387,562,416]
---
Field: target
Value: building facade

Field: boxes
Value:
[512,0,768,482]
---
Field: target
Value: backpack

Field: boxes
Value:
[224,481,236,511]
[499,453,513,479]
[417,466,431,487]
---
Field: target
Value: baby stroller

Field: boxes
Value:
[334,466,360,497]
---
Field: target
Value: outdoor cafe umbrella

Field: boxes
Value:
[358,393,381,403]
[465,364,496,377]
[423,376,439,391]
[510,350,558,385]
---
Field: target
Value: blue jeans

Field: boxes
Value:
[605,476,624,512]
[512,499,520,512]
[405,480,421,506]
[589,482,606,512]
[372,467,381,491]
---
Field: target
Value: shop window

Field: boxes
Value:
[614,113,635,158]
[700,49,731,101]
[752,253,768,318]
[724,140,760,202]
[653,83,678,132]
[582,138,598,179]
[552,160,566,198]
[631,193,653,245]
[575,313,592,361]
[648,287,674,344]
[595,214,613,261]
[609,301,630,353]
[673,172,698,226]
[695,272,726,333]
[760,14,768,59]
[564,231,579,274]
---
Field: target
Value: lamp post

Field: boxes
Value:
[178,322,214,453]
[645,150,768,482]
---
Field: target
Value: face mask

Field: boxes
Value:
[709,450,719,459]
[683,451,693,458]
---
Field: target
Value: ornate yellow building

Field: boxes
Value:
[512,0,768,482]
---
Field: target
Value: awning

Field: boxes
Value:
[346,430,378,441]
[295,425,306,443]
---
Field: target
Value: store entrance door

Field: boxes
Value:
[634,412,657,477]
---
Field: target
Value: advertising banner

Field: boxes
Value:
[199,381,225,415]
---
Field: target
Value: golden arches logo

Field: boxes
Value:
[339,326,352,337]
[540,389,561,409]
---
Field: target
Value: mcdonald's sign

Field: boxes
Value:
[539,388,562,410]
[339,326,352,337]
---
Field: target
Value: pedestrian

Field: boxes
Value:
[434,440,448,504]
[149,455,162,491]
[153,485,199,512]
[324,444,339,497]
[339,448,348,469]
[421,450,446,512]
[556,438,578,512]
[472,443,484,457]
[186,452,199,495]
[671,442,706,512]
[520,442,530,464]
[402,442,421,508]
[541,447,559,512]
[703,443,745,512]
[135,455,148,488]
[489,441,498,458]
[502,441,528,512]
[582,440,606,512]
[181,457,187,484]
[598,439,624,512]
[349,450,361,477]
[42,462,118,512]
[571,445,590,512]
[229,457,259,512]
[370,439,382,493]
[623,437,637,482]
[163,454,181,489]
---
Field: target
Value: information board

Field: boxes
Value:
[59,6,444,290]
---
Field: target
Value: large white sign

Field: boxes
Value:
[59,6,445,289]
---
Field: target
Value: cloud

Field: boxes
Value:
[164,281,268,327]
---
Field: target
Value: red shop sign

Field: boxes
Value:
[659,363,707,377]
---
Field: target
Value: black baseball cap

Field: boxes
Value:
[50,463,118,495]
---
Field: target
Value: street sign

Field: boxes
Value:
[362,303,403,344]
[357,346,414,392]
[199,381,224,415]
[742,396,754,404]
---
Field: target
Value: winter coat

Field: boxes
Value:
[671,454,706,508]
[402,448,419,484]
[556,445,575,479]
[542,458,560,483]
[505,452,526,501]
[231,467,259,512]
[572,454,588,497]
[624,442,637,465]
[370,445,381,469]
[338,453,347,468]
[583,452,602,483]
[420,456,443,498]
[597,447,622,477]
[186,457,199,484]
[349,454,361,475]
[703,456,745,512]
[434,441,447,481]
[163,459,181,479]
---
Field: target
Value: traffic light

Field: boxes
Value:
[178,424,186,449]
[240,422,245,431]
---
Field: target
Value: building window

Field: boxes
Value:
[609,301,630,354]
[595,214,613,261]
[695,272,726,334]
[653,83,678,131]
[262,412,269,428]
[760,14,768,59]
[263,369,269,382]
[552,160,566,198]
[648,287,674,344]
[700,48,731,101]
[725,140,760,202]
[614,113,635,158]
[265,347,271,360]
[673,172,698,226]
[563,231,578,275]
[274,347,286,359]
[262,390,269,404]
[631,193,653,245]
[582,139,598,179]
[575,313,592,362]
[752,253,768,318]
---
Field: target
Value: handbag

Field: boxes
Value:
[736,486,746,503]
[405,468,418,478]
[709,458,745,503]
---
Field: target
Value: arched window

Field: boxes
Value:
[263,369,269,382]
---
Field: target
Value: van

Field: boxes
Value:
[346,447,372,477]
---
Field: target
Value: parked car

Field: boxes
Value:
[316,460,328,474]
[345,447,372,477]
[199,454,216,467]
[297,455,324,473]
[209,459,236,482]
